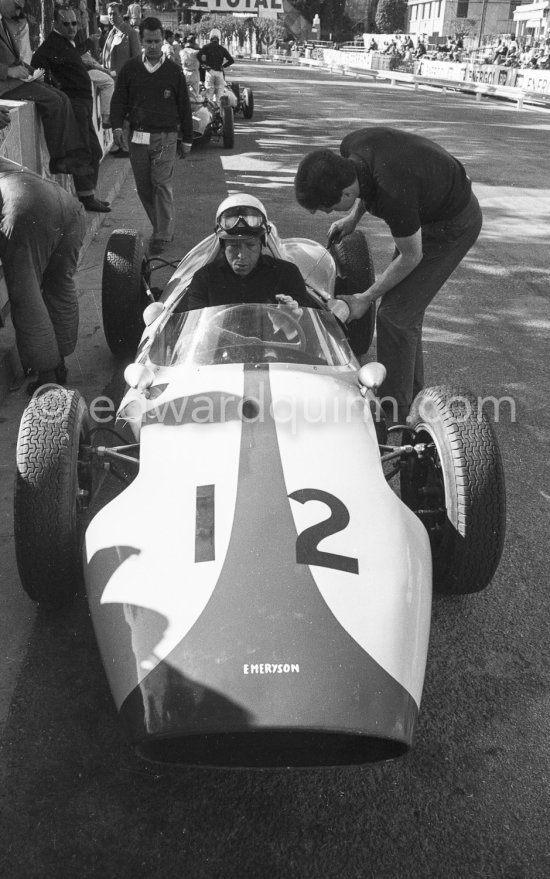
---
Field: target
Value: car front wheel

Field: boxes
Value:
[14,389,92,607]
[330,230,376,358]
[102,229,149,360]
[400,386,506,594]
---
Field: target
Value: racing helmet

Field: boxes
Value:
[209,28,221,42]
[215,193,271,243]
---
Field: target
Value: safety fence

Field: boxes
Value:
[296,49,550,110]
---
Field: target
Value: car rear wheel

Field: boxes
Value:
[222,104,235,149]
[14,389,92,608]
[242,88,254,119]
[102,229,149,360]
[330,230,376,358]
[400,386,506,594]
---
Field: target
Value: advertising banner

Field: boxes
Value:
[188,0,282,15]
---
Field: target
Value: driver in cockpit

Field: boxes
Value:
[184,194,314,312]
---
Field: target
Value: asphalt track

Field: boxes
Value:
[0,62,549,878]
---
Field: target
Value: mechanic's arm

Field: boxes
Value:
[222,48,234,68]
[327,198,367,246]
[329,229,423,323]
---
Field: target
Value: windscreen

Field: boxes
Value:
[145,304,355,368]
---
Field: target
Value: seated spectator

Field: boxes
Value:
[32,6,110,212]
[492,40,508,64]
[0,0,90,175]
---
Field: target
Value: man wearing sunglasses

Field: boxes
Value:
[31,6,109,212]
[185,194,310,312]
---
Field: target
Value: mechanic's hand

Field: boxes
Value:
[113,128,127,150]
[275,294,302,319]
[7,64,29,80]
[332,292,375,322]
[327,215,356,248]
[327,298,351,324]
[177,141,192,159]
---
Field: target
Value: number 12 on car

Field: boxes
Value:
[194,484,359,574]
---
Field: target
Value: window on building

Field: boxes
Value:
[437,1,442,16]
[457,0,469,16]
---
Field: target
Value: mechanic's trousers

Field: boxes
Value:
[0,171,85,372]
[377,193,483,423]
[205,69,225,103]
[129,131,177,243]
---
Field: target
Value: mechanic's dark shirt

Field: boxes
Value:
[340,127,472,238]
[185,252,310,310]
[199,41,234,71]
[31,30,92,103]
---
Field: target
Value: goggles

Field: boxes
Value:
[217,209,266,232]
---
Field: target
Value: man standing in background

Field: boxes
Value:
[110,16,193,255]
[102,1,141,156]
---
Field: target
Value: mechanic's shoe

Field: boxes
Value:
[79,195,111,212]
[27,360,68,394]
[110,147,129,158]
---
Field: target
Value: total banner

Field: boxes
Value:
[188,0,282,14]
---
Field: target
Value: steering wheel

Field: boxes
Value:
[211,303,307,350]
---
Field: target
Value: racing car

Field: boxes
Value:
[13,224,506,768]
[191,89,235,149]
[227,80,254,118]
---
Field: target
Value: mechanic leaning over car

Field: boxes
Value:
[294,127,483,424]
[110,16,193,256]
[0,157,85,393]
[184,194,312,312]
[198,28,234,104]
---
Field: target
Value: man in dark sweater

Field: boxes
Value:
[294,127,482,423]
[31,6,109,212]
[110,16,193,255]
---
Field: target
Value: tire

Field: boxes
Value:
[102,229,149,360]
[242,88,254,119]
[330,230,376,358]
[222,105,235,149]
[400,386,506,595]
[14,389,92,608]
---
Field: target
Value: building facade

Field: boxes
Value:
[406,0,522,43]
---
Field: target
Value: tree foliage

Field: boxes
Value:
[375,0,408,33]
[287,0,354,41]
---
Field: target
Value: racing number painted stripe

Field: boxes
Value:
[195,484,215,562]
[194,484,358,574]
[288,488,359,575]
